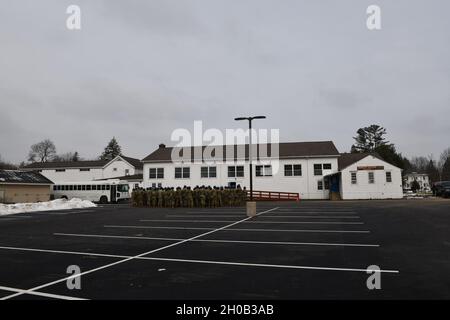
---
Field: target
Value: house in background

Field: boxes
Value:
[0,170,53,203]
[22,155,143,185]
[403,172,430,191]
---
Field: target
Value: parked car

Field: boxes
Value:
[432,181,450,197]
[442,183,450,198]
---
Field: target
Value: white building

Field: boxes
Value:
[326,153,403,200]
[141,143,403,200]
[141,142,339,200]
[23,155,143,190]
[403,172,430,191]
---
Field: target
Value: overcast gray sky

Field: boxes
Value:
[1,0,449,163]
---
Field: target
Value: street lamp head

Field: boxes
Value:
[251,116,266,120]
[235,116,266,121]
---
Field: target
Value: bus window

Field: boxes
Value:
[77,185,82,191]
[106,185,110,190]
[86,185,91,191]
[53,185,57,191]
[118,184,129,192]
[64,185,69,191]
[82,185,86,191]
[92,185,97,191]
[101,185,106,190]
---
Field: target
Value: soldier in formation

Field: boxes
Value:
[131,185,247,208]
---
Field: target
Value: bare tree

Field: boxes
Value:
[28,139,57,163]
[438,148,450,171]
[410,156,429,172]
[438,147,450,181]
[52,151,82,162]
[0,154,18,169]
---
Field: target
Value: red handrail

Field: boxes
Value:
[246,190,300,201]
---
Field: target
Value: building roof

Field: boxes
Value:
[338,153,385,171]
[120,156,143,169]
[0,170,53,185]
[142,141,339,163]
[22,155,142,170]
[96,173,143,182]
[23,160,109,169]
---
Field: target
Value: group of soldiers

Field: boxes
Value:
[131,185,248,208]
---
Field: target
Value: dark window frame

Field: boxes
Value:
[317,180,323,190]
[386,171,392,183]
[351,172,357,184]
[256,165,272,177]
[175,167,190,179]
[314,164,322,176]
[368,172,375,184]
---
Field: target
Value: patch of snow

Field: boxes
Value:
[0,198,97,216]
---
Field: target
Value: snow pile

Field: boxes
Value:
[0,198,97,216]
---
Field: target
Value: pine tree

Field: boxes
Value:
[351,125,388,153]
[72,152,80,162]
[99,137,122,161]
[425,159,440,183]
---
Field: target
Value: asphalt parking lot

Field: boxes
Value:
[0,199,449,300]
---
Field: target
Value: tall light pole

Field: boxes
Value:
[234,116,266,204]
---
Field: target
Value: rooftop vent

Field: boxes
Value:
[159,143,166,149]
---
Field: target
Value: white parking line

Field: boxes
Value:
[184,212,246,215]
[167,215,361,219]
[104,225,370,233]
[168,215,243,218]
[0,285,87,300]
[140,219,364,225]
[54,232,380,247]
[0,207,280,300]
[276,208,355,210]
[0,245,398,274]
[270,211,357,214]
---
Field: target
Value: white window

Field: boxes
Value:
[351,172,357,184]
[284,164,302,176]
[317,180,323,190]
[149,168,164,179]
[368,172,375,184]
[175,167,190,179]
[113,168,117,172]
[201,166,217,178]
[313,163,332,176]
[256,165,272,177]
[228,166,244,178]
[125,169,130,176]
[386,171,392,183]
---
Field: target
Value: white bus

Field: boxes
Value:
[51,180,130,203]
